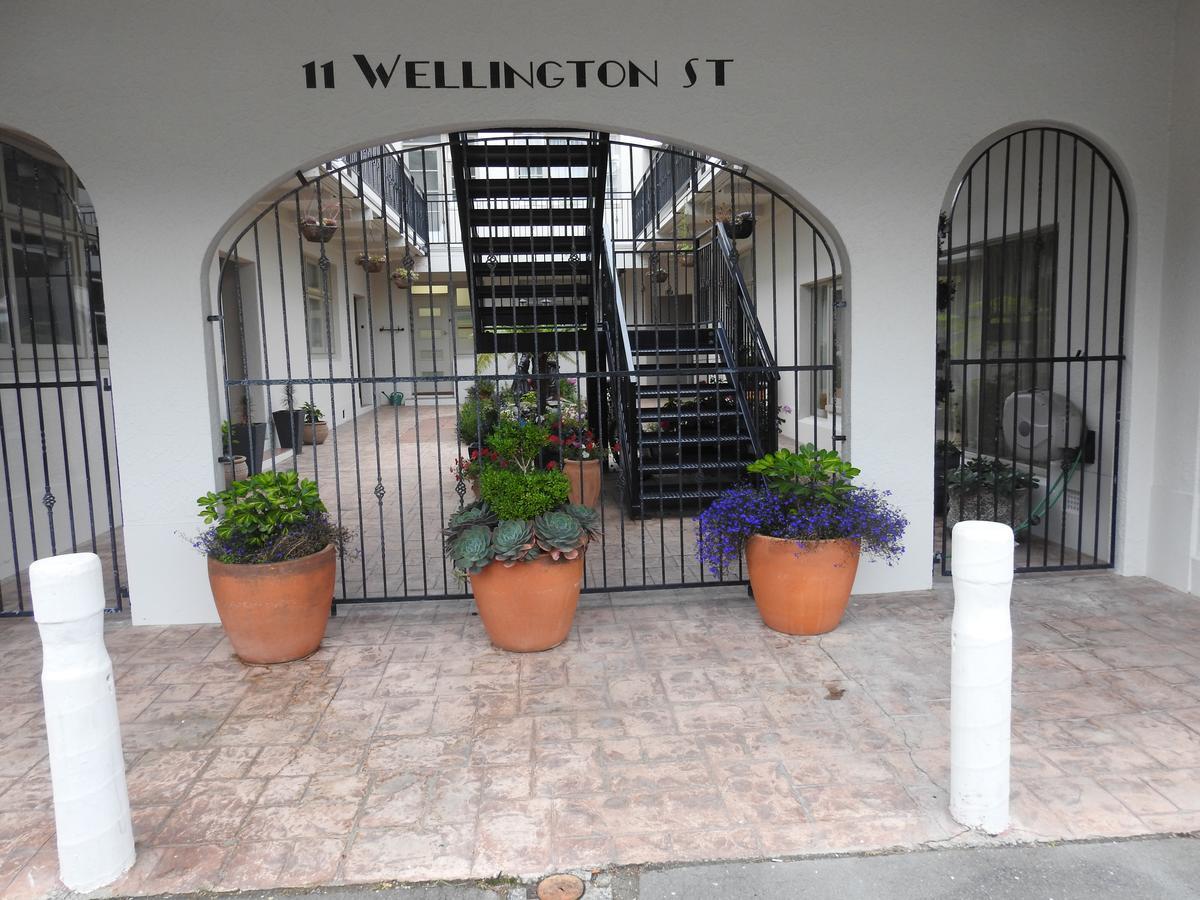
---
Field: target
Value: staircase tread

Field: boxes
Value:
[464,176,598,198]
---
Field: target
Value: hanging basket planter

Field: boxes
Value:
[356,253,386,274]
[300,219,338,243]
[300,193,342,243]
[391,266,420,289]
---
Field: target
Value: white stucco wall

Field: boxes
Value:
[1148,0,1200,595]
[0,0,1180,623]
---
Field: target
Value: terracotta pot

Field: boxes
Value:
[303,421,329,445]
[219,455,248,489]
[207,544,336,664]
[469,550,585,652]
[745,534,860,635]
[563,458,601,507]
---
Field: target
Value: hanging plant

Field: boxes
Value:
[299,193,342,243]
[715,204,756,240]
[356,253,386,274]
[390,265,420,288]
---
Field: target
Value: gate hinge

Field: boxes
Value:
[206,315,222,322]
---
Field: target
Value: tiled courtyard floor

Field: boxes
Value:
[2,573,1200,897]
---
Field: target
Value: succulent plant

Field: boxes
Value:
[444,501,498,540]
[449,524,493,576]
[533,510,587,560]
[491,519,538,566]
[562,504,602,541]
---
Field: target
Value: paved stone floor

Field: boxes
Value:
[2,572,1200,898]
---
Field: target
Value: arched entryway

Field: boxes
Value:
[935,126,1129,574]
[211,129,845,604]
[0,131,125,614]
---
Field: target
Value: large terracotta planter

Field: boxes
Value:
[745,534,860,635]
[468,550,586,652]
[303,421,329,445]
[207,544,336,664]
[563,458,601,507]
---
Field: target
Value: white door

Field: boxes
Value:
[410,285,454,395]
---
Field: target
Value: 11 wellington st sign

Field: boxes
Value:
[302,56,734,90]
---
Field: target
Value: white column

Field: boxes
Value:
[949,520,1014,835]
[31,553,135,892]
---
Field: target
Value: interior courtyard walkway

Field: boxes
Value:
[1,573,1199,897]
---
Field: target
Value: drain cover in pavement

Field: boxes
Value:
[536,873,585,899]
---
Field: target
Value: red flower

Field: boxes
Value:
[469,449,479,460]
[546,460,558,470]
[612,441,621,454]
[548,434,560,444]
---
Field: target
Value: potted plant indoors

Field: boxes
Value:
[194,470,349,664]
[301,401,329,445]
[443,419,601,652]
[944,456,1039,540]
[271,385,304,455]
[697,445,907,635]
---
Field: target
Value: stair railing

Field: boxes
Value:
[706,222,780,460]
[598,227,640,515]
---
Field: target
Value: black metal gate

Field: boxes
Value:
[214,132,842,604]
[0,137,126,615]
[936,126,1128,574]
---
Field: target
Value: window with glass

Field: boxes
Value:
[404,146,448,239]
[303,258,337,355]
[0,141,104,355]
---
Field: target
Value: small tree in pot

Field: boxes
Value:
[194,471,349,664]
[697,445,907,635]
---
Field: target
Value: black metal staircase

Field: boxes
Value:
[450,133,777,518]
[449,133,608,355]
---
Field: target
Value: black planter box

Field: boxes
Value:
[230,422,267,476]
[271,409,305,454]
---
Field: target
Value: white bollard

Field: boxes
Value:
[31,553,135,892]
[949,520,1014,835]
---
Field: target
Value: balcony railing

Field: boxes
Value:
[337,148,430,244]
[631,148,698,237]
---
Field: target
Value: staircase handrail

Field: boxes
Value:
[601,229,636,376]
[713,222,779,377]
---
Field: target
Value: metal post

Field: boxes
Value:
[949,520,1014,835]
[31,552,135,892]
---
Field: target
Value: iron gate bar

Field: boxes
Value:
[937,126,1128,576]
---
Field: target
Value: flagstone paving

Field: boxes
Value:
[1,573,1200,898]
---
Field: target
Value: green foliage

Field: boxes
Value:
[443,501,499,540]
[562,503,603,541]
[219,419,233,457]
[196,470,326,551]
[479,467,569,520]
[946,456,1039,495]
[746,445,861,508]
[486,419,550,473]
[301,401,324,423]
[533,510,586,560]
[458,392,497,446]
[491,519,538,566]
[449,524,493,576]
